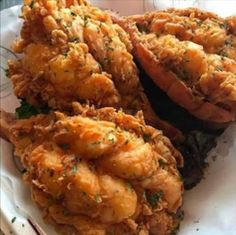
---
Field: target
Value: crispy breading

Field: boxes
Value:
[0,104,183,235]
[8,0,183,141]
[112,8,236,124]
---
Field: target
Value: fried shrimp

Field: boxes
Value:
[0,104,183,235]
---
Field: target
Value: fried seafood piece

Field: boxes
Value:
[8,0,183,141]
[0,104,183,235]
[112,8,236,124]
[123,8,236,61]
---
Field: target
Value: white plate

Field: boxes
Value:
[1,2,236,235]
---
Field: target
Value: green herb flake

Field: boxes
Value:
[136,23,150,33]
[171,224,180,235]
[158,159,165,168]
[62,51,68,57]
[107,46,114,51]
[5,69,9,77]
[84,15,89,27]
[219,23,226,29]
[29,1,34,9]
[101,57,110,66]
[69,37,80,43]
[11,217,16,224]
[56,18,62,23]
[215,66,223,71]
[71,12,76,16]
[143,133,151,142]
[147,191,163,208]
[72,165,77,174]
[15,100,50,119]
[178,211,185,221]
[126,182,133,191]
[225,38,232,46]
[107,132,116,143]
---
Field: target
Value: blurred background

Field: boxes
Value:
[1,0,236,16]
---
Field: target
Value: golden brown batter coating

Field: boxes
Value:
[112,8,236,124]
[8,0,183,140]
[0,104,183,235]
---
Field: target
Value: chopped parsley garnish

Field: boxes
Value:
[158,159,165,168]
[225,38,232,46]
[71,12,77,16]
[56,18,62,23]
[143,133,151,142]
[146,191,163,208]
[11,217,16,224]
[84,15,89,27]
[69,37,80,42]
[136,23,150,33]
[4,69,9,77]
[76,157,81,163]
[101,57,110,66]
[15,100,50,119]
[29,1,34,8]
[171,224,180,235]
[107,46,114,51]
[178,210,185,221]
[126,182,133,191]
[107,131,116,143]
[62,51,68,57]
[215,66,223,71]
[219,23,226,29]
[72,165,78,174]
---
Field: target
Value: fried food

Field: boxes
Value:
[0,104,183,235]
[7,0,183,140]
[112,8,236,124]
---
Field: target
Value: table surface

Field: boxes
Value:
[0,0,22,10]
